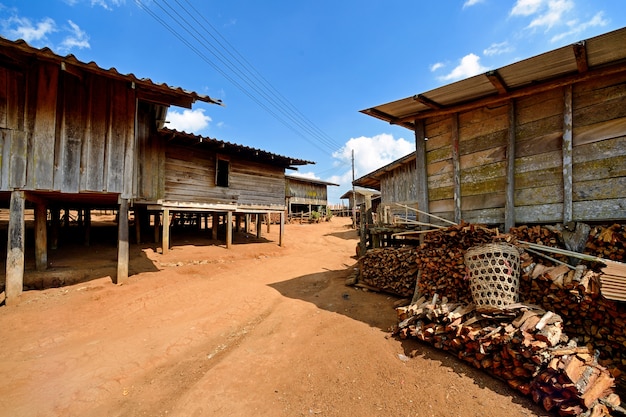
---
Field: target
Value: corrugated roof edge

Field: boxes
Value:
[285,174,339,187]
[160,127,315,167]
[0,37,223,106]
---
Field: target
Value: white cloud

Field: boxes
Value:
[58,20,90,52]
[90,0,125,10]
[550,11,608,43]
[430,62,445,72]
[166,108,212,133]
[438,53,488,82]
[6,16,56,43]
[510,0,545,17]
[463,0,485,8]
[527,0,573,30]
[332,133,413,180]
[483,41,514,56]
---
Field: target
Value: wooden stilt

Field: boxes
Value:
[256,214,262,238]
[153,212,160,243]
[84,208,91,247]
[279,211,285,247]
[245,214,251,234]
[211,213,219,240]
[266,213,270,233]
[162,208,170,255]
[134,208,141,244]
[50,207,60,250]
[115,198,129,284]
[226,211,233,248]
[34,202,48,271]
[6,191,25,305]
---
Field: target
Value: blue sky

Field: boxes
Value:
[2,1,625,204]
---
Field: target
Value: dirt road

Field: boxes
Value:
[0,217,545,416]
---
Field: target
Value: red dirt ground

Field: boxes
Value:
[0,216,547,417]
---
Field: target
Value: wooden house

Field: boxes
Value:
[360,27,626,230]
[0,37,311,305]
[285,175,338,219]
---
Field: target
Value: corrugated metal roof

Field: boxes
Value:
[285,175,339,187]
[361,26,626,129]
[159,128,314,168]
[0,37,223,108]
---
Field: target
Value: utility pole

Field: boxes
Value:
[352,149,356,229]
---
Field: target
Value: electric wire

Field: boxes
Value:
[137,0,344,156]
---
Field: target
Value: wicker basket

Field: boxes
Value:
[464,243,520,312]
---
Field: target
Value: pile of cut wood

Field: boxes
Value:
[395,296,623,416]
[358,246,417,297]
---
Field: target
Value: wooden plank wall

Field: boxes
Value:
[379,161,417,204]
[571,71,626,220]
[419,70,626,226]
[287,180,328,206]
[164,145,286,208]
[0,61,137,197]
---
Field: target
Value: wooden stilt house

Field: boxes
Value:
[0,37,311,305]
[284,175,338,221]
[360,27,626,230]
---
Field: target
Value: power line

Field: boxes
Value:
[136,0,344,156]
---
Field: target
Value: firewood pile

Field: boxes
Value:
[358,247,417,297]
[395,295,623,416]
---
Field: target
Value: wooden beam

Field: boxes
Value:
[451,114,461,223]
[505,100,516,231]
[34,202,48,272]
[486,70,508,94]
[563,85,573,222]
[414,120,429,227]
[413,94,443,110]
[6,191,25,305]
[573,41,588,73]
[115,198,129,284]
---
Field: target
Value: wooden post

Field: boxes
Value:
[266,213,270,233]
[153,212,161,243]
[279,211,285,247]
[134,208,141,244]
[414,119,429,227]
[256,214,262,238]
[226,211,233,249]
[84,208,91,247]
[212,213,219,240]
[34,202,48,272]
[115,198,129,284]
[50,207,60,250]
[6,191,25,305]
[162,208,170,255]
[505,100,517,232]
[245,214,251,233]
[451,113,461,224]
[562,85,573,223]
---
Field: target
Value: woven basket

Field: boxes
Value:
[464,243,520,312]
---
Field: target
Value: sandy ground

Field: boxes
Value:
[0,216,547,417]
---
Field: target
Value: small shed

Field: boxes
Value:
[285,175,338,219]
[360,27,626,230]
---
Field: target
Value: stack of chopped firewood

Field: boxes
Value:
[358,247,417,297]
[395,296,622,416]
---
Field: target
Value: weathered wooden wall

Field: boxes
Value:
[420,70,626,225]
[286,180,328,206]
[379,160,417,205]
[163,144,286,209]
[0,61,137,198]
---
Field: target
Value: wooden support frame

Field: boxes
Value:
[162,208,170,255]
[226,211,233,249]
[34,202,48,272]
[279,211,285,247]
[505,100,517,231]
[562,85,574,222]
[414,119,429,227]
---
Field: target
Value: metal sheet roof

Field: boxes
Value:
[353,152,416,190]
[285,175,339,187]
[159,128,314,169]
[0,37,223,108]
[361,27,626,129]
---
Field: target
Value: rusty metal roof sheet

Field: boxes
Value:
[361,26,626,129]
[0,37,223,108]
[159,128,314,169]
